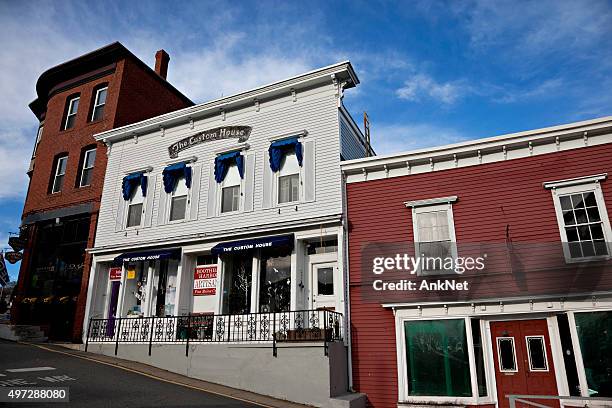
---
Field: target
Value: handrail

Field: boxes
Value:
[86,309,344,357]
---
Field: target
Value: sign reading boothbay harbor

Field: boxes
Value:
[168,126,252,158]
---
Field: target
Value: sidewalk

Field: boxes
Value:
[29,341,311,408]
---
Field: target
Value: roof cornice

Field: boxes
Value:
[95,61,358,144]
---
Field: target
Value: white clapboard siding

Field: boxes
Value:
[144,174,156,227]
[243,153,255,212]
[206,163,217,218]
[303,140,315,203]
[95,83,347,248]
[115,190,125,232]
[189,165,202,221]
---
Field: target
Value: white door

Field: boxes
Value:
[311,262,336,311]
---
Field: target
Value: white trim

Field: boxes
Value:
[543,173,607,189]
[411,202,458,275]
[125,166,153,175]
[165,156,197,166]
[214,143,250,155]
[405,195,458,208]
[525,335,549,371]
[496,336,518,373]
[268,130,308,142]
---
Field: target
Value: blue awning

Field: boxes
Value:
[163,162,192,194]
[122,172,147,200]
[114,248,181,264]
[268,137,303,172]
[211,234,294,255]
[214,151,244,183]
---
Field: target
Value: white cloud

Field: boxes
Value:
[396,74,467,104]
[372,123,469,155]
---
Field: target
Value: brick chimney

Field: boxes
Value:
[154,49,170,79]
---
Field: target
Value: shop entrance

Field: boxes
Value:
[490,319,558,408]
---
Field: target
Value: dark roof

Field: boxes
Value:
[29,41,193,120]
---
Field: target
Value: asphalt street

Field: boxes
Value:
[0,340,261,407]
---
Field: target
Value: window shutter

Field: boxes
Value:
[206,163,217,218]
[303,140,316,202]
[144,175,156,227]
[157,180,168,225]
[115,190,125,232]
[262,152,274,209]
[243,154,256,212]
[189,165,202,221]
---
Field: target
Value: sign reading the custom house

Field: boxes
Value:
[168,126,252,158]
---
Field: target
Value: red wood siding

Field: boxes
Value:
[346,143,612,407]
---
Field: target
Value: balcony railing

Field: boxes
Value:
[85,309,343,357]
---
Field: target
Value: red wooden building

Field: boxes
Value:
[12,42,192,341]
[341,117,612,407]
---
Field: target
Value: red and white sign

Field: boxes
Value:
[194,265,217,296]
[109,267,122,281]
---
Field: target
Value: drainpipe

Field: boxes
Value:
[341,171,355,391]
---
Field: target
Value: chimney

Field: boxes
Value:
[154,49,170,79]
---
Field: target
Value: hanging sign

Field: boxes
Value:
[8,236,27,252]
[168,126,252,158]
[109,267,122,281]
[0,254,8,287]
[4,251,23,264]
[193,265,217,296]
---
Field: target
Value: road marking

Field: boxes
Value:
[6,367,56,373]
[23,343,279,408]
[0,374,5,377]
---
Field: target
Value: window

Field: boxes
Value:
[317,267,334,295]
[278,152,300,204]
[497,337,518,372]
[79,148,96,187]
[64,95,80,130]
[221,164,240,213]
[126,183,144,228]
[470,319,488,397]
[259,250,291,313]
[91,86,108,121]
[169,176,188,222]
[526,336,548,371]
[403,319,471,397]
[545,175,611,261]
[407,198,458,275]
[32,125,43,158]
[51,155,68,193]
[574,311,612,397]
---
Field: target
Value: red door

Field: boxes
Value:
[491,319,559,408]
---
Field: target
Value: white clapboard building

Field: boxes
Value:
[82,62,371,408]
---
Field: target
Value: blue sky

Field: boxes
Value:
[0,0,611,280]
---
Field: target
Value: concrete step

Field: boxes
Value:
[0,324,48,343]
[328,392,367,408]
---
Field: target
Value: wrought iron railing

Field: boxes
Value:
[85,309,343,357]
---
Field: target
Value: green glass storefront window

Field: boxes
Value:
[404,319,471,397]
[574,311,612,397]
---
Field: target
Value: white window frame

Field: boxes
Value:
[166,174,192,223]
[51,155,68,194]
[64,96,80,130]
[525,335,549,372]
[79,148,96,187]
[91,86,108,121]
[496,336,518,373]
[32,125,43,159]
[394,313,490,405]
[218,163,242,214]
[125,181,146,229]
[406,197,458,275]
[544,174,611,263]
[274,151,302,206]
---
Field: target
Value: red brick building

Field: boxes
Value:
[341,117,612,407]
[13,42,193,341]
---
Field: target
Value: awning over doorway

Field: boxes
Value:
[114,248,181,264]
[211,234,294,255]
